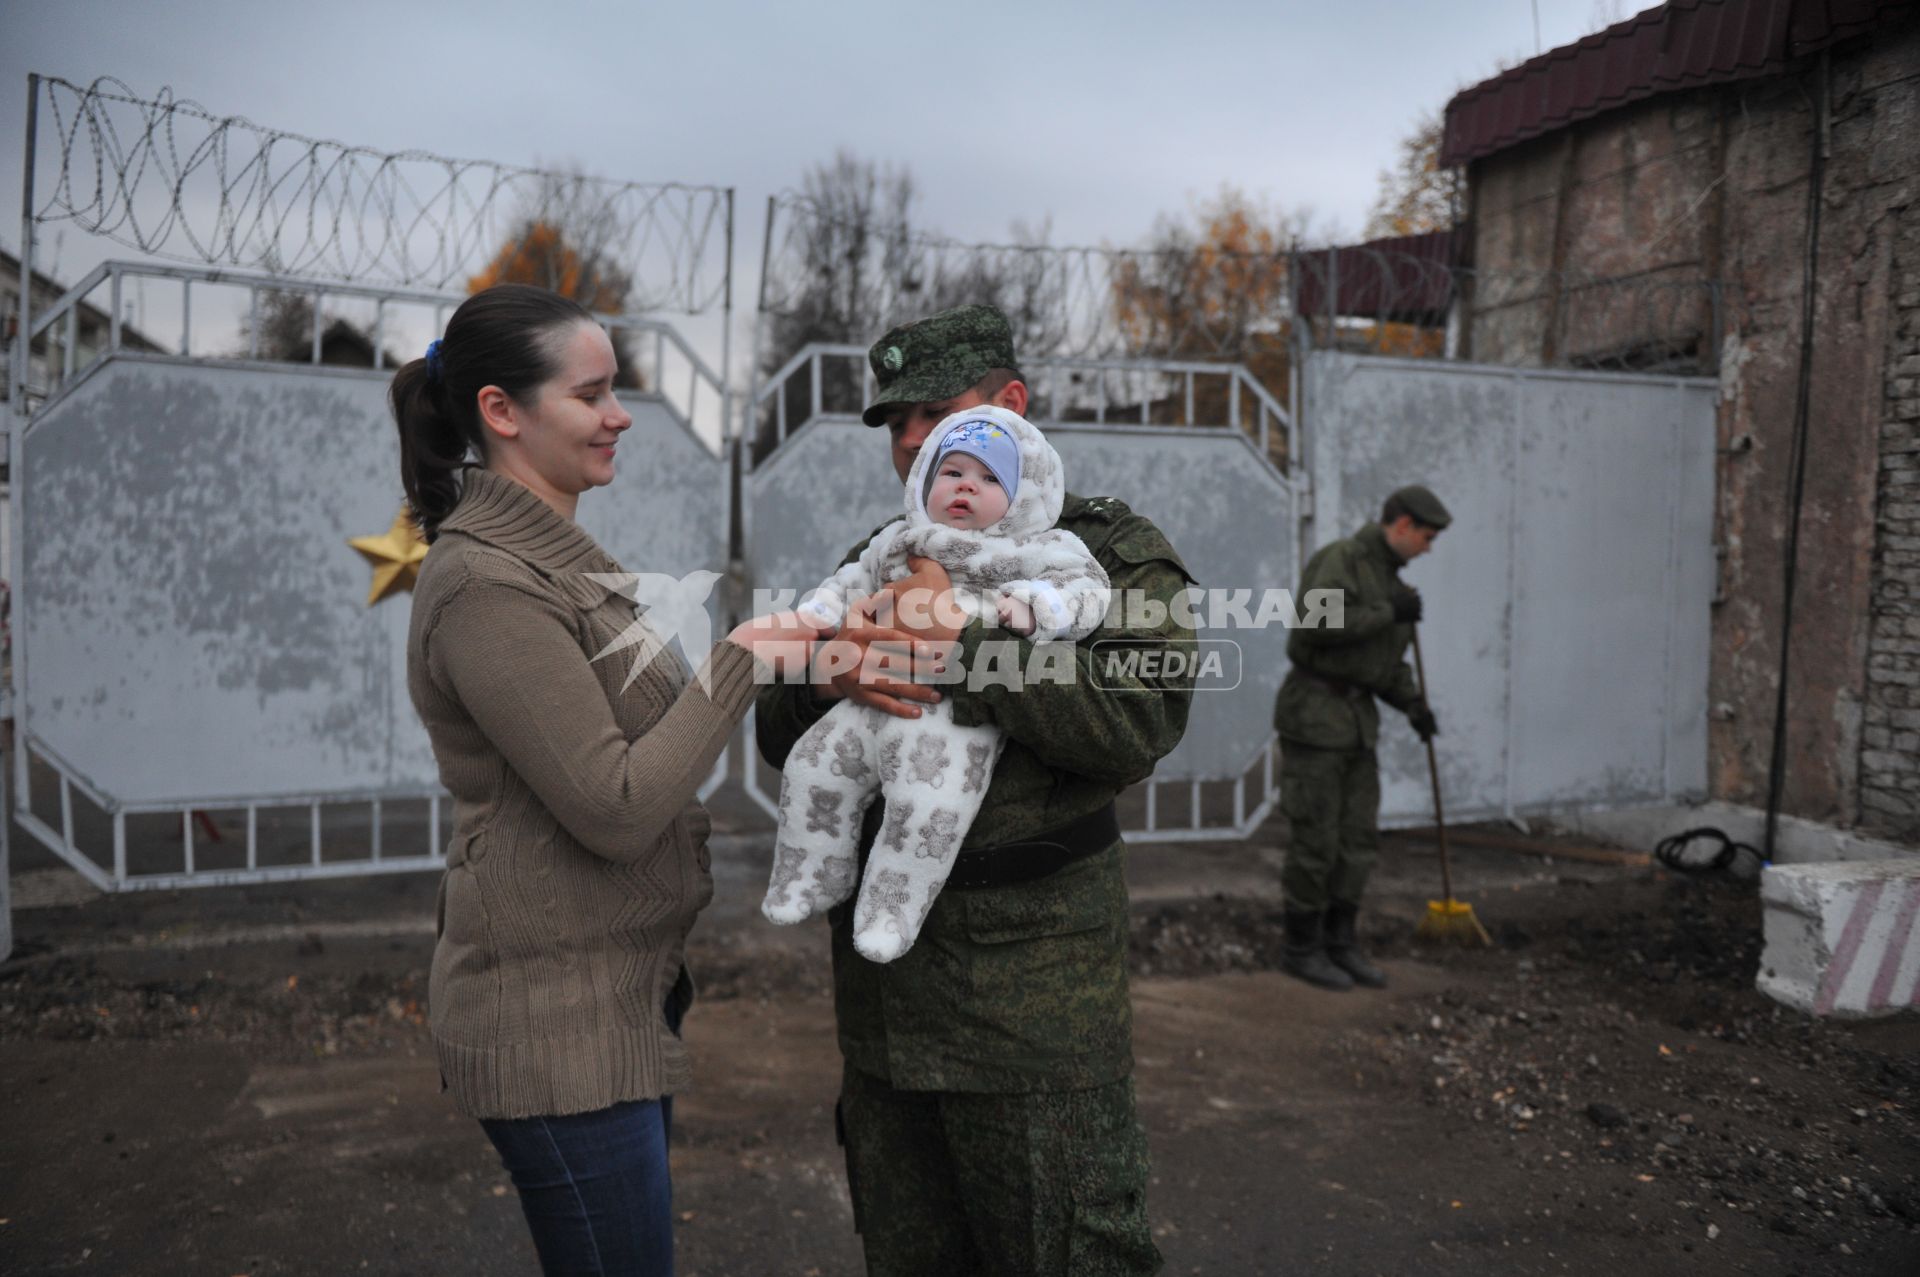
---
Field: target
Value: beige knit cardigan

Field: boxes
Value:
[405,466,764,1118]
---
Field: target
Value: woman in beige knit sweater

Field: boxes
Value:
[394,284,818,1276]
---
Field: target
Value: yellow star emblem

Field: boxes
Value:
[348,506,429,605]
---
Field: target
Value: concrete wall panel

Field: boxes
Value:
[20,356,722,809]
[746,417,1297,783]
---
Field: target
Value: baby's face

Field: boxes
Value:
[926,452,1011,530]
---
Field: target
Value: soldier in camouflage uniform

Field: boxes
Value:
[756,303,1194,1276]
[1272,486,1451,991]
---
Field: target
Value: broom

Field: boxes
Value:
[1410,627,1492,946]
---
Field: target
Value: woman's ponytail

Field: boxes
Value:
[391,356,472,543]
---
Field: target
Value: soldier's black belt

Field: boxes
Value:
[857,801,1121,892]
[1293,667,1364,699]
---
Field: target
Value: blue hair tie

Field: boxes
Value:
[424,339,445,383]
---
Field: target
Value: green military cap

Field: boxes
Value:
[861,303,1018,427]
[1388,484,1453,529]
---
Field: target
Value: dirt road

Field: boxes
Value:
[3,816,1916,1276]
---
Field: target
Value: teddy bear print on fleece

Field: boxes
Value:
[761,407,1110,962]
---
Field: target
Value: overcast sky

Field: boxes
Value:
[3,0,1625,391]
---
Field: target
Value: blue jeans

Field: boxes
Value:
[482,1096,675,1276]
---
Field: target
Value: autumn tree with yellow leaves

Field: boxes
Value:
[469,171,644,387]
[1109,188,1303,464]
[1365,111,1457,239]
[1351,110,1456,359]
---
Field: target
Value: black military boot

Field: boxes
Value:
[1324,901,1388,989]
[1281,909,1353,991]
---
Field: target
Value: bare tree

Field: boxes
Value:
[754,152,1068,462]
[237,286,317,359]
[761,152,917,370]
[1588,0,1627,32]
[232,247,397,366]
[910,219,1072,364]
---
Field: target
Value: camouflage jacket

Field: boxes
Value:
[755,493,1196,1093]
[1273,522,1422,752]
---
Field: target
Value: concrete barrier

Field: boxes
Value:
[1759,859,1920,1017]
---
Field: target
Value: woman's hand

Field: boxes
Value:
[726,611,824,678]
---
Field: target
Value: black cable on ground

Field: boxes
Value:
[1655,826,1765,875]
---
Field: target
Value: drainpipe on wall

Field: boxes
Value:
[1762,51,1832,862]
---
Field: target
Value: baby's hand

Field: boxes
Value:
[795,599,840,632]
[996,595,1036,636]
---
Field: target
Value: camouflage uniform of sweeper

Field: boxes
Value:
[756,301,1194,1276]
[761,407,1112,964]
[1273,485,1451,991]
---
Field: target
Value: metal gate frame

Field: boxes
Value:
[10,258,732,892]
[736,341,1301,844]
[7,72,739,894]
[1298,348,1718,828]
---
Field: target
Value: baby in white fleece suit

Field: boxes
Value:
[762,407,1110,961]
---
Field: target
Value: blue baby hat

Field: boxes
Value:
[931,417,1021,503]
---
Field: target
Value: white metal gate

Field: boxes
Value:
[9,75,736,892]
[2,73,1724,914]
[1301,350,1717,826]
[12,267,731,891]
[739,344,1303,841]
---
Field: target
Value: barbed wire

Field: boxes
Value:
[757,192,1290,364]
[29,76,732,314]
[759,193,1723,375]
[1288,247,1722,373]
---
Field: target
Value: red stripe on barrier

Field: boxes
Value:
[1816,878,1887,1016]
[1867,878,1920,1012]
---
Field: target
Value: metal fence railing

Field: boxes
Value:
[22,259,730,451]
[746,341,1295,476]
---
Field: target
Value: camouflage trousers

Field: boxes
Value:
[837,1065,1162,1277]
[1279,740,1382,913]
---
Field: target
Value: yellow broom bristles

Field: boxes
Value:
[1416,898,1493,946]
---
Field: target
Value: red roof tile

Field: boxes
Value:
[1441,0,1916,166]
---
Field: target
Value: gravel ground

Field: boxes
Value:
[1128,868,1920,1270]
[4,834,1917,1274]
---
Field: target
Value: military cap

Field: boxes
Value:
[861,303,1018,427]
[1387,484,1452,529]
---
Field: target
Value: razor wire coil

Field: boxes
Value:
[759,191,1723,374]
[29,76,731,314]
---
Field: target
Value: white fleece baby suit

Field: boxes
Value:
[761,407,1111,962]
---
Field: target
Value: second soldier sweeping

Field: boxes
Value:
[1273,484,1451,990]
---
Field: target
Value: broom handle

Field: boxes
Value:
[1411,627,1454,902]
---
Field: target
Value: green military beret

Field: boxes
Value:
[1387,484,1453,529]
[862,303,1018,427]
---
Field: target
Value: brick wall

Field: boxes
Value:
[1462,25,1920,841]
[1863,207,1920,840]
